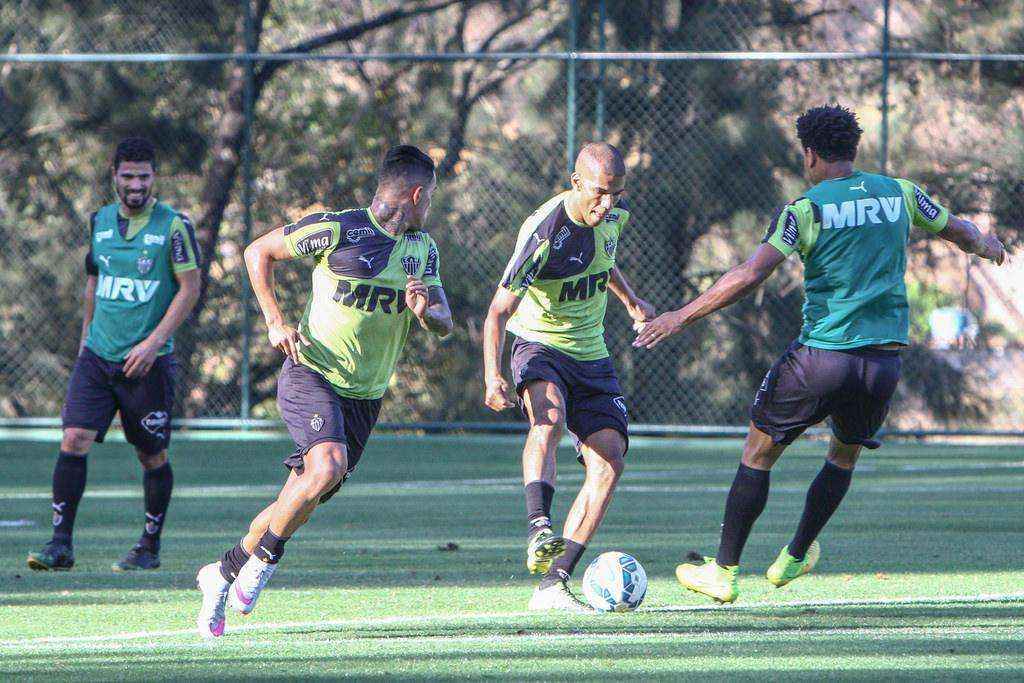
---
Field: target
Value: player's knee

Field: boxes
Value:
[136,450,167,469]
[592,452,624,485]
[303,444,348,497]
[528,419,564,448]
[60,429,94,454]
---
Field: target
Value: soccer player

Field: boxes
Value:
[634,105,1006,603]
[195,145,452,638]
[483,142,654,612]
[26,137,201,572]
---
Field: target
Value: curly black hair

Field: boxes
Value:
[796,105,862,162]
[112,137,156,170]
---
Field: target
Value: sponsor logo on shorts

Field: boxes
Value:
[52,501,66,527]
[346,227,376,243]
[294,229,333,256]
[613,396,627,416]
[401,255,421,276]
[552,225,571,250]
[141,411,169,437]
[914,187,941,221]
[94,229,114,243]
[144,233,166,246]
[137,254,154,275]
[604,237,617,258]
[310,413,325,432]
[781,212,799,247]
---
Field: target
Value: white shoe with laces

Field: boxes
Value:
[528,579,594,613]
[228,554,277,615]
[195,562,230,638]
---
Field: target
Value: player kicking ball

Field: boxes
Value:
[634,105,1006,603]
[196,146,453,637]
[483,143,654,612]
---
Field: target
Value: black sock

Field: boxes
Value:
[252,529,289,564]
[715,464,770,567]
[540,539,586,588]
[788,461,853,560]
[525,480,555,537]
[219,541,251,582]
[138,462,173,552]
[51,452,87,543]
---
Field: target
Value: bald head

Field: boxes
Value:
[574,142,626,178]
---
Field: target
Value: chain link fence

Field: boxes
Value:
[1,1,1021,434]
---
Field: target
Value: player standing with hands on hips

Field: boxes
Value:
[27,137,201,573]
[483,142,655,612]
[634,105,1006,603]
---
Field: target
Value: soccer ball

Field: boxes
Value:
[581,551,647,612]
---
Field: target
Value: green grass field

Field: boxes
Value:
[1,434,1022,680]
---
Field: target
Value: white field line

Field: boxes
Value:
[3,593,1022,649]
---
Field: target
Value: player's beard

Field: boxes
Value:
[119,186,151,210]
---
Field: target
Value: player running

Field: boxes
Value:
[27,137,201,573]
[195,145,453,638]
[483,142,654,612]
[634,105,1006,603]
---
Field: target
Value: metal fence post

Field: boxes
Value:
[239,1,256,422]
[595,0,607,140]
[880,0,891,175]
[566,0,578,175]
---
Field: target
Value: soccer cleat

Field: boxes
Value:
[675,555,739,604]
[766,541,820,588]
[526,527,565,575]
[27,539,75,571]
[195,562,230,638]
[112,544,161,571]
[228,554,277,615]
[528,579,594,613]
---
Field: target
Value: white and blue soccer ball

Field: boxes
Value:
[581,551,647,612]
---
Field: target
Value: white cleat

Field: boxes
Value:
[228,555,277,615]
[528,580,594,614]
[195,562,230,638]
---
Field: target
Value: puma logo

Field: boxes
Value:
[568,252,584,265]
[259,546,277,561]
[358,255,374,268]
[97,255,111,268]
[850,181,867,193]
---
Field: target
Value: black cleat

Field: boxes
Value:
[112,544,161,572]
[27,540,75,571]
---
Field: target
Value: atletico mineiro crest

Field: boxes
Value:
[604,237,617,258]
[401,256,421,276]
[137,252,154,275]
[310,413,324,432]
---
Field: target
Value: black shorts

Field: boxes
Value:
[510,337,629,458]
[751,341,902,449]
[277,358,381,502]
[61,347,177,456]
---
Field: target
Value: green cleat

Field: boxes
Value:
[27,540,75,571]
[766,541,820,587]
[526,527,565,575]
[675,554,739,604]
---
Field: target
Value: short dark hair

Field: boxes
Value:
[113,137,157,171]
[796,105,863,162]
[378,145,435,187]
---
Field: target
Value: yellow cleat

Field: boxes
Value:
[526,528,565,574]
[766,541,820,588]
[675,555,738,604]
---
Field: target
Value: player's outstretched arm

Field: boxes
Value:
[633,243,785,349]
[608,266,655,329]
[244,226,309,362]
[937,215,1006,265]
[482,288,521,411]
[405,277,453,338]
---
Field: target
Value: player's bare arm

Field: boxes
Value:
[608,265,655,327]
[482,287,521,411]
[123,268,200,378]
[407,278,453,337]
[79,275,97,354]
[244,226,310,362]
[633,243,785,349]
[937,215,1006,265]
